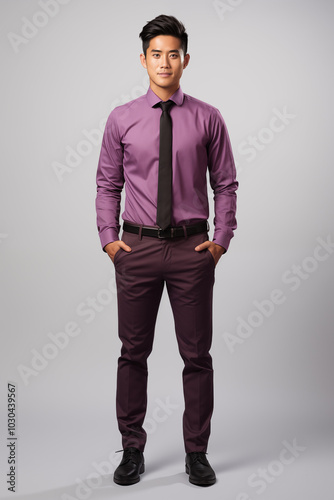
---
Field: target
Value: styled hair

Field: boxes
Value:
[139,15,188,57]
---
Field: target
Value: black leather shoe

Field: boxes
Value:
[185,452,216,486]
[113,447,145,485]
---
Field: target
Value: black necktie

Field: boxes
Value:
[156,100,174,229]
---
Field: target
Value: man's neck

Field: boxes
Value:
[150,82,179,102]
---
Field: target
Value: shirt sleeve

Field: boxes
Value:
[207,108,238,252]
[95,109,125,251]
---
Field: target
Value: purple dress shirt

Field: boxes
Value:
[96,86,238,251]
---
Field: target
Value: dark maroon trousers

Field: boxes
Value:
[114,227,216,453]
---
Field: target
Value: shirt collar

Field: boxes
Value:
[146,86,184,107]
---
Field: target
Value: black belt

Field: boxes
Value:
[123,220,209,239]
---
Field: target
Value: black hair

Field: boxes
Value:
[139,14,188,57]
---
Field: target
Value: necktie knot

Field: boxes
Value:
[159,100,174,114]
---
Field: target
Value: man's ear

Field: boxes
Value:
[140,53,147,69]
[183,53,190,69]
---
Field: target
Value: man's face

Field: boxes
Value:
[140,35,190,93]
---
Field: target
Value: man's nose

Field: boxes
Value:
[160,55,170,67]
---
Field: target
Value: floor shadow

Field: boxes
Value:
[1,442,306,500]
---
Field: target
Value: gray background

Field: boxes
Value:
[1,0,333,499]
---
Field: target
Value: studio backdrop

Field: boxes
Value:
[1,1,333,499]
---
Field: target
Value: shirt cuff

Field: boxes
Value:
[99,228,120,252]
[212,230,234,253]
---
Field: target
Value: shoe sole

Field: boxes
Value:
[185,464,216,486]
[113,463,145,486]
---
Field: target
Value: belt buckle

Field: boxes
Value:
[157,228,164,239]
[157,227,173,238]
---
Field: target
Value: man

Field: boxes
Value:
[95,14,238,487]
